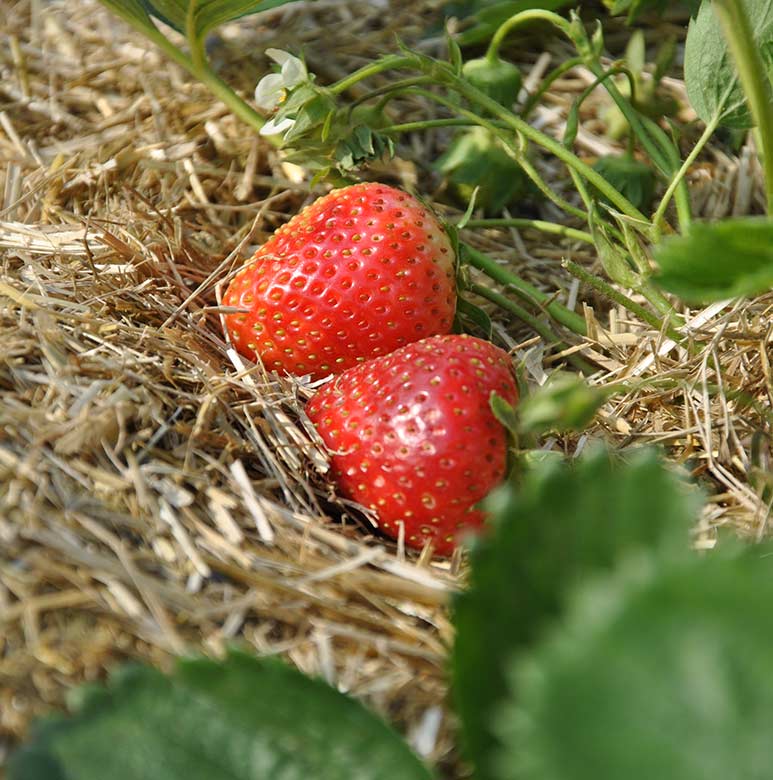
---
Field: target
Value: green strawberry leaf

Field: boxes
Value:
[9,651,433,780]
[436,128,528,215]
[685,0,773,129]
[97,0,161,36]
[592,155,656,212]
[654,217,773,303]
[516,373,611,435]
[135,0,299,38]
[452,447,701,780]
[498,543,773,779]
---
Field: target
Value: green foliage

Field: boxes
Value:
[498,545,773,780]
[9,651,432,780]
[436,127,529,214]
[450,0,575,47]
[462,57,522,107]
[685,0,773,128]
[452,448,700,780]
[602,0,700,23]
[592,155,655,212]
[138,0,298,39]
[516,374,611,436]
[655,217,773,302]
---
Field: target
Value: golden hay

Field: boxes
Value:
[0,0,771,774]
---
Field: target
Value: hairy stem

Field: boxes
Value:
[486,9,571,61]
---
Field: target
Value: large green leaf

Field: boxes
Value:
[655,217,773,303]
[452,447,701,780]
[99,0,160,35]
[685,0,773,129]
[9,652,433,780]
[499,545,773,779]
[138,0,299,38]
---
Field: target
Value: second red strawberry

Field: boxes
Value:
[223,183,457,379]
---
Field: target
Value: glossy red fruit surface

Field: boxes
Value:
[223,183,456,379]
[306,334,518,556]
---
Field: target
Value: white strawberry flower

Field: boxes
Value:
[255,48,308,137]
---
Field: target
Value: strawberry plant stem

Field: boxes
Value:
[652,114,720,232]
[466,218,593,244]
[439,71,650,224]
[486,9,571,61]
[463,244,587,335]
[470,283,596,375]
[712,0,773,214]
[562,259,681,342]
[329,55,415,95]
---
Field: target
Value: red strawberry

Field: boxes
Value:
[223,183,457,379]
[306,334,518,556]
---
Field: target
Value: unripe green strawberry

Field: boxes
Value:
[223,183,456,379]
[306,334,518,556]
[462,56,522,107]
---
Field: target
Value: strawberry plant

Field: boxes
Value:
[223,183,456,378]
[306,334,519,554]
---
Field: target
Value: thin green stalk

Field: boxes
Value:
[563,258,681,342]
[381,118,481,133]
[470,284,597,375]
[652,113,720,232]
[464,244,587,335]
[439,70,650,224]
[712,0,773,214]
[114,9,271,138]
[486,9,571,60]
[466,218,593,244]
[407,86,588,220]
[329,55,414,95]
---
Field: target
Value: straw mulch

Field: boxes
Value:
[1,0,771,774]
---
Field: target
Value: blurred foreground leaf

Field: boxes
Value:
[499,545,773,779]
[452,447,701,780]
[9,651,433,780]
[655,217,773,303]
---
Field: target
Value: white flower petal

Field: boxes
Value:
[254,73,285,110]
[265,47,291,66]
[281,55,307,88]
[259,116,295,136]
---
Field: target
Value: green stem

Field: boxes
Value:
[329,55,414,95]
[408,86,588,220]
[486,9,571,61]
[563,259,681,342]
[439,70,650,224]
[464,243,587,335]
[470,283,597,375]
[712,0,773,214]
[466,218,593,244]
[112,10,272,138]
[652,113,720,232]
[381,118,481,133]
